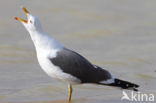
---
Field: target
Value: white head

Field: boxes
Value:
[14,6,43,33]
[15,6,64,50]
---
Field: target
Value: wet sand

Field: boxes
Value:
[0,0,156,103]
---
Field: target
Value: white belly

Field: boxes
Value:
[37,54,81,85]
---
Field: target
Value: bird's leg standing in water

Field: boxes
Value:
[68,84,72,103]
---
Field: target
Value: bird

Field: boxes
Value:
[14,6,139,103]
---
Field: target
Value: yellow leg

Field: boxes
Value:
[67,84,72,103]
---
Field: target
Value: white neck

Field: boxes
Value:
[28,30,64,54]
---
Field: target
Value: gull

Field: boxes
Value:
[14,6,139,102]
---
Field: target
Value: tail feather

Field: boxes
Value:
[100,78,139,91]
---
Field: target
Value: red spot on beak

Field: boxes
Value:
[14,17,18,20]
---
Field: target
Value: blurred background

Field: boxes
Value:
[0,0,156,103]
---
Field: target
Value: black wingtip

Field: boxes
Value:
[133,88,138,91]
[107,78,139,91]
[132,84,139,91]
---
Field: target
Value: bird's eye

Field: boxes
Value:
[30,20,33,24]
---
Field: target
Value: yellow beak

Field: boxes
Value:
[14,6,29,23]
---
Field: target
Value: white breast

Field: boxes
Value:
[36,48,81,84]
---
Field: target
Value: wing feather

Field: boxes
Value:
[49,48,112,83]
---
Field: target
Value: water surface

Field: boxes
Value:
[0,0,156,103]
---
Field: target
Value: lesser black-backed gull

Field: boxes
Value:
[14,7,139,103]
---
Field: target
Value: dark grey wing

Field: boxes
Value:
[49,48,112,83]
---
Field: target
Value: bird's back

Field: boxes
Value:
[49,48,113,83]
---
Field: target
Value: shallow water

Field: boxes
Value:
[0,0,156,103]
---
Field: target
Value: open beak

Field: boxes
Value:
[14,6,29,24]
